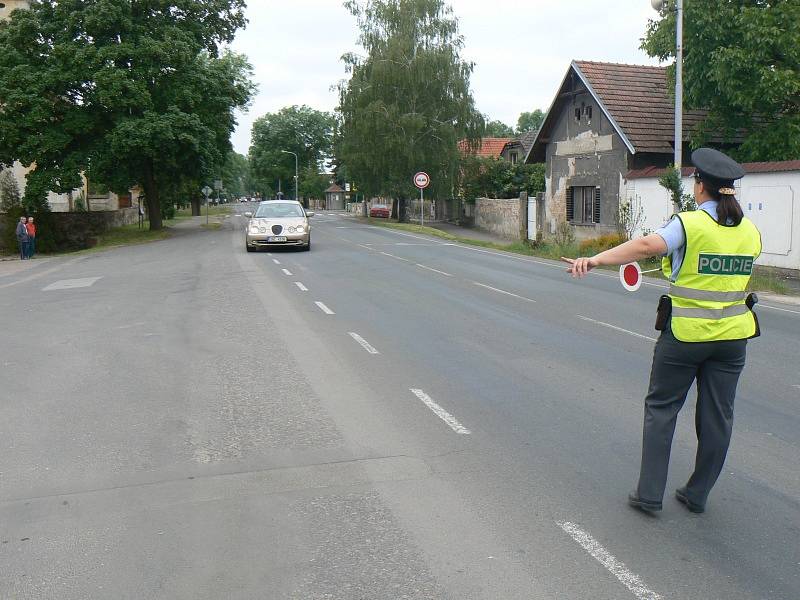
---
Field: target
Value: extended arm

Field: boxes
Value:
[562,234,668,278]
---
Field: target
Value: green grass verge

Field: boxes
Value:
[357,217,796,295]
[74,222,171,254]
[174,205,232,219]
[201,222,222,230]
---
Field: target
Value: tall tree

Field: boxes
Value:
[516,109,545,134]
[249,106,335,203]
[642,2,800,161]
[0,169,22,212]
[484,119,514,138]
[0,0,254,230]
[221,151,251,200]
[337,0,483,220]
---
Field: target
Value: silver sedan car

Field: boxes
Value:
[245,200,313,251]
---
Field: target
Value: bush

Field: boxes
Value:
[578,233,626,256]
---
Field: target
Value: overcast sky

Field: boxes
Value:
[228,0,663,155]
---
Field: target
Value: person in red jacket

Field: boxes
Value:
[25,216,37,258]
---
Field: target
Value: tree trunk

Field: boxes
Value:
[190,195,201,216]
[398,197,407,223]
[391,198,398,220]
[143,164,162,230]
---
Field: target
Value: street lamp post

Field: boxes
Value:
[281,150,299,205]
[651,0,683,208]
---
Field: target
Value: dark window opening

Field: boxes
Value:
[509,152,518,165]
[585,106,592,120]
[568,186,599,224]
[574,108,581,122]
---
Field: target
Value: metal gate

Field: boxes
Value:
[527,196,537,240]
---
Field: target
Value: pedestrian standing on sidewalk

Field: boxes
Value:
[15,216,29,260]
[562,148,761,515]
[25,215,36,258]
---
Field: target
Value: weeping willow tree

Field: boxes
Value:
[337,0,483,220]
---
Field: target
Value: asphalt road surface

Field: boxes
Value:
[1,206,798,599]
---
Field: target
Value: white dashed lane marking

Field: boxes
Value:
[415,264,453,277]
[272,259,281,265]
[315,301,335,315]
[557,521,662,600]
[294,282,308,291]
[410,389,471,435]
[282,268,293,276]
[42,277,103,291]
[473,282,536,303]
[380,252,410,262]
[348,332,380,354]
[577,315,656,342]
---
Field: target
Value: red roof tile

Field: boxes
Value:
[626,160,800,180]
[459,138,513,158]
[574,60,710,154]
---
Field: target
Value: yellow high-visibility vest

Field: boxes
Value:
[662,209,762,342]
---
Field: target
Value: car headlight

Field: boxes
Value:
[249,226,259,234]
[259,227,267,233]
[295,225,305,233]
[287,226,296,233]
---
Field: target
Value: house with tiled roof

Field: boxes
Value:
[459,138,514,160]
[526,60,717,239]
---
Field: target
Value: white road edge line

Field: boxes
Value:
[272,259,281,265]
[294,282,308,291]
[557,521,662,600]
[415,263,453,277]
[357,243,374,250]
[315,301,335,315]
[473,281,536,303]
[282,268,293,276]
[577,315,657,342]
[348,332,380,354]
[410,389,471,435]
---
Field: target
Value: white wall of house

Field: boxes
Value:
[624,171,800,271]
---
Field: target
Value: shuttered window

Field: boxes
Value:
[593,187,601,224]
[568,186,600,224]
[566,187,574,221]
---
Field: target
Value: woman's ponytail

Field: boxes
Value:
[715,191,743,226]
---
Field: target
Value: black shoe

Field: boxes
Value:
[628,491,662,512]
[675,487,705,513]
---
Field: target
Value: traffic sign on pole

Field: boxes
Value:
[413,172,430,189]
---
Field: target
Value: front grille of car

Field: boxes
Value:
[272,225,283,235]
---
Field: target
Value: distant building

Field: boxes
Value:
[324,184,345,210]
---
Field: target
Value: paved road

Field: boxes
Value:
[1,206,798,599]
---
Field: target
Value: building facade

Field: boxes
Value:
[526,60,714,240]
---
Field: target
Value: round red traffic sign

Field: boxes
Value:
[620,262,643,292]
[413,171,430,189]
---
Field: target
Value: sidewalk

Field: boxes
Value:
[0,256,52,279]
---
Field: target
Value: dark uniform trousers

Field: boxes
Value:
[637,323,747,507]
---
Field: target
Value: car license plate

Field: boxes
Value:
[267,236,287,242]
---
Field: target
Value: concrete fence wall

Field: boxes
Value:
[0,207,140,253]
[474,197,523,240]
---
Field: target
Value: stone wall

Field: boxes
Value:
[0,207,140,253]
[474,197,522,240]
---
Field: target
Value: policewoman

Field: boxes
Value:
[563,148,761,514]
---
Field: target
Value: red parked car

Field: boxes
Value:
[369,204,391,218]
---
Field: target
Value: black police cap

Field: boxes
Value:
[691,148,745,183]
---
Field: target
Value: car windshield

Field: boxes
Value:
[254,203,305,218]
